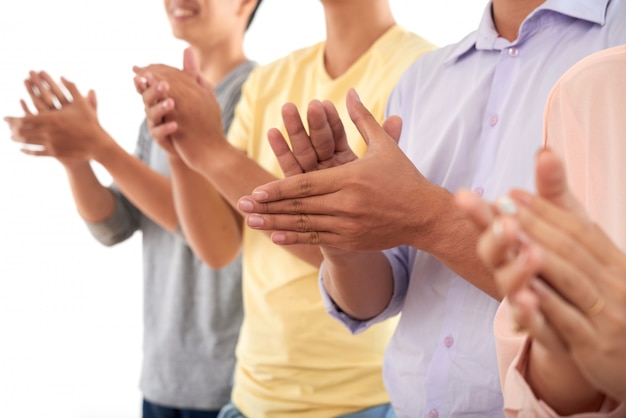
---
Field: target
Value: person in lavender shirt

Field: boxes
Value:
[235,0,626,416]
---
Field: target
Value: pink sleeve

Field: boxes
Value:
[495,300,625,417]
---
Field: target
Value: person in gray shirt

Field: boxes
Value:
[5,0,263,416]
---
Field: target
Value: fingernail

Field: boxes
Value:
[238,198,253,212]
[496,195,518,215]
[161,100,170,109]
[352,89,361,103]
[247,215,264,228]
[272,233,286,244]
[252,190,268,201]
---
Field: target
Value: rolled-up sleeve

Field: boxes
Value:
[85,187,140,247]
[319,245,410,334]
[495,300,625,418]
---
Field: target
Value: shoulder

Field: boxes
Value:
[557,45,626,90]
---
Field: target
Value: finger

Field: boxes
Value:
[346,88,390,148]
[454,188,496,231]
[145,98,175,130]
[510,287,568,353]
[491,243,542,299]
[20,99,34,116]
[306,100,335,162]
[86,90,98,110]
[182,47,198,78]
[267,127,304,177]
[60,77,82,101]
[29,71,57,109]
[382,115,402,144]
[322,100,349,152]
[133,74,148,94]
[530,278,596,349]
[512,191,622,267]
[476,216,525,271]
[513,205,604,312]
[24,78,50,113]
[38,71,70,106]
[149,121,178,143]
[245,168,342,204]
[534,148,586,217]
[281,102,317,172]
[140,75,170,108]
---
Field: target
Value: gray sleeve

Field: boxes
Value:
[215,60,256,134]
[84,121,149,246]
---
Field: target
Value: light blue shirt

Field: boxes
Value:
[321,1,626,417]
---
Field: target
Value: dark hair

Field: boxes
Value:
[246,0,263,30]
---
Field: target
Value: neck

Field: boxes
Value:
[189,37,247,86]
[322,0,396,79]
[491,0,545,41]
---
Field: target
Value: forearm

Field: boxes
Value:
[321,248,394,320]
[526,342,604,415]
[169,157,242,267]
[63,161,116,222]
[196,141,324,267]
[94,135,177,232]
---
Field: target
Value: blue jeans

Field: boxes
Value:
[217,402,396,418]
[143,399,221,418]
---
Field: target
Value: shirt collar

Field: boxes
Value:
[444,0,611,64]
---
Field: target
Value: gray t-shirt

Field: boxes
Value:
[86,60,255,409]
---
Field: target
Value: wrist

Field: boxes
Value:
[92,131,122,167]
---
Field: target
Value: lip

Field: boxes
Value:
[168,3,200,21]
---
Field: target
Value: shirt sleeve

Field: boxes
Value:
[84,122,146,246]
[318,245,410,334]
[495,300,625,418]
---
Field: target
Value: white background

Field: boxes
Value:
[0,1,485,417]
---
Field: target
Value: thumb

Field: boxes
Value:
[183,46,213,90]
[183,47,198,78]
[346,88,389,147]
[86,89,98,110]
[535,147,586,217]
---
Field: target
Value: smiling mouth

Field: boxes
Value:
[170,8,198,18]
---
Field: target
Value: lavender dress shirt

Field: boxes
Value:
[321,1,626,416]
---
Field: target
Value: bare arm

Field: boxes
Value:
[134,58,324,267]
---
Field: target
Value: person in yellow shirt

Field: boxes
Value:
[132,1,435,417]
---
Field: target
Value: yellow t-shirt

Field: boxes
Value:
[228,25,436,417]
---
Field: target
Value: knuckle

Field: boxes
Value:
[296,214,311,232]
[289,198,304,213]
[307,231,322,245]
[297,177,313,195]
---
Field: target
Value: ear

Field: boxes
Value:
[237,0,259,27]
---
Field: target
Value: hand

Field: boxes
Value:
[269,98,358,176]
[237,88,446,251]
[456,148,626,404]
[133,48,225,170]
[5,75,105,165]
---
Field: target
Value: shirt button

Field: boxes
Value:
[428,409,439,418]
[508,47,519,57]
[444,335,454,348]
[488,114,499,126]
[473,187,484,197]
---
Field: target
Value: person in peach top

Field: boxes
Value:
[456,45,626,416]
